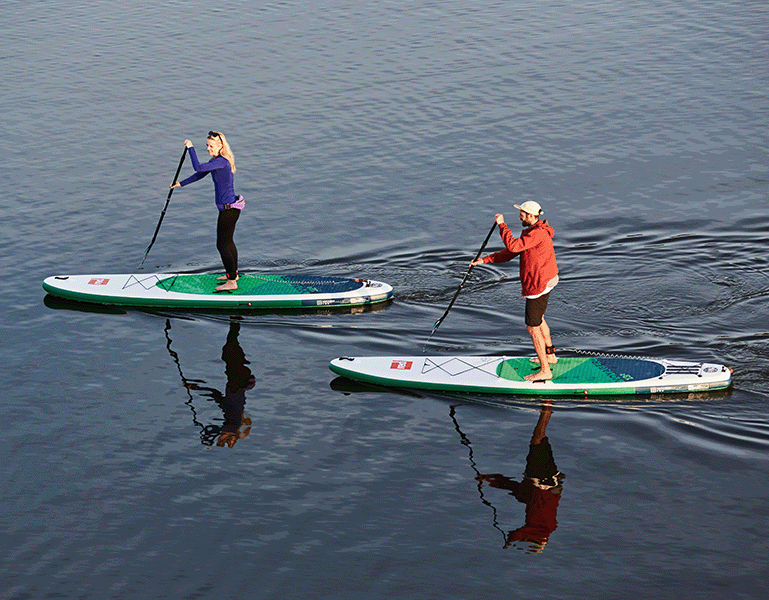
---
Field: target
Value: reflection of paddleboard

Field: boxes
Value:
[43,273,393,309]
[329,355,733,396]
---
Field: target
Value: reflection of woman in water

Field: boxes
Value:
[475,405,564,553]
[174,319,254,447]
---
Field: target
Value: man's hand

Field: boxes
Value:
[217,432,238,448]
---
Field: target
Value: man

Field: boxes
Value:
[471,201,559,382]
[476,402,564,552]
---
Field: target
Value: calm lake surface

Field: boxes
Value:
[2,1,768,598]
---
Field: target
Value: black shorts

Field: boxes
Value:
[525,292,550,327]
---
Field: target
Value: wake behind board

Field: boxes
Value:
[329,355,732,396]
[43,273,393,309]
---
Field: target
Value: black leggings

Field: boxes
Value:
[217,208,240,280]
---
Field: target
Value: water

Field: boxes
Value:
[2,1,768,598]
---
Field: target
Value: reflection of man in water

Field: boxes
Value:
[184,321,254,448]
[477,405,564,553]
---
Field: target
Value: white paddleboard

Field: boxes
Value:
[43,273,393,309]
[329,355,733,396]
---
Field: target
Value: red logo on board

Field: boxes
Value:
[88,278,110,285]
[390,360,413,370]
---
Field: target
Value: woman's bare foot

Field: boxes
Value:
[215,279,238,292]
[216,274,239,281]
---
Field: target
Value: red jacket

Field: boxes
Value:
[481,219,558,297]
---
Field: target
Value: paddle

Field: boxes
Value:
[425,219,498,346]
[140,146,188,265]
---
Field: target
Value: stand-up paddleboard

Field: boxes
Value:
[329,355,732,396]
[43,273,393,309]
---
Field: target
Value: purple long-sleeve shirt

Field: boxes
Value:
[179,146,237,210]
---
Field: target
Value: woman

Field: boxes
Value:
[171,131,244,292]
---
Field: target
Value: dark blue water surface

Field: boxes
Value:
[2,1,768,598]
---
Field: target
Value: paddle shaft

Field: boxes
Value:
[426,219,498,341]
[141,146,188,265]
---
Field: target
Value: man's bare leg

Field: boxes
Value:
[529,317,557,365]
[525,323,553,381]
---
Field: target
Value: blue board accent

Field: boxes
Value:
[593,357,666,381]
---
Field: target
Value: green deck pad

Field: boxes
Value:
[496,356,666,383]
[156,274,363,296]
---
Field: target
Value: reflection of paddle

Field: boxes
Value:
[163,318,207,441]
[449,405,507,544]
[141,146,188,265]
[425,220,497,347]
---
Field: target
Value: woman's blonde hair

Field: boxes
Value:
[208,131,236,174]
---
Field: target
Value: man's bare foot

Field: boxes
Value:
[524,369,553,382]
[215,279,238,292]
[529,355,558,365]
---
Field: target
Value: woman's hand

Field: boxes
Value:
[169,181,181,189]
[184,139,193,148]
